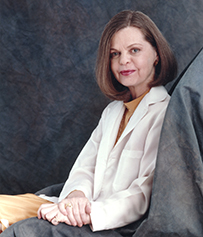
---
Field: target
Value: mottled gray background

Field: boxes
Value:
[0,0,203,194]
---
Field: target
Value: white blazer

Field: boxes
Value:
[59,86,170,231]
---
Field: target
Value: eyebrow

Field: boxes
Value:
[127,43,143,48]
[110,43,143,50]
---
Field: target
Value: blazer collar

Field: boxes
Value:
[115,86,168,147]
[145,86,168,106]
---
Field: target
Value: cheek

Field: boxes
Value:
[139,58,154,72]
[147,59,156,71]
[110,61,117,76]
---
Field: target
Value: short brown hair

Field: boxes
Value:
[96,10,177,101]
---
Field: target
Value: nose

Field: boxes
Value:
[119,52,130,65]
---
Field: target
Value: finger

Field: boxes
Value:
[83,214,91,225]
[64,218,71,226]
[42,206,58,221]
[65,204,77,226]
[79,202,91,225]
[85,202,91,215]
[58,201,69,216]
[78,201,88,225]
[38,203,56,220]
[57,213,72,226]
[38,203,53,219]
[38,204,58,221]
[50,210,72,226]
[51,215,60,226]
[72,203,83,227]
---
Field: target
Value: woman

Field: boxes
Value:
[0,10,177,236]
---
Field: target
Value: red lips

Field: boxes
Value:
[120,70,135,76]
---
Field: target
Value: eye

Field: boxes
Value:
[110,51,119,58]
[132,48,140,53]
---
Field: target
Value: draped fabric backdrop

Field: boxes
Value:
[0,0,203,194]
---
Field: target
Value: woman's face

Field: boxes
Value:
[110,26,158,99]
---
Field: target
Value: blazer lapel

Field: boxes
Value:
[115,101,148,147]
[102,101,125,152]
[114,86,168,147]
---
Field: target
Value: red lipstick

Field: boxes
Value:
[120,70,135,76]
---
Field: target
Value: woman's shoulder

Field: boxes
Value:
[101,100,123,117]
[147,86,170,105]
[106,100,123,108]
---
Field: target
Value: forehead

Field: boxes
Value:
[111,26,145,47]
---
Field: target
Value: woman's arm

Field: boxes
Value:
[37,104,114,227]
[89,107,167,231]
[58,102,116,201]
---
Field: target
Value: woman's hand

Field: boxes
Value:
[37,190,91,227]
[37,203,69,226]
[58,190,91,227]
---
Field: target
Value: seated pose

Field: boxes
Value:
[0,10,177,236]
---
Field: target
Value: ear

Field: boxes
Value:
[154,55,159,66]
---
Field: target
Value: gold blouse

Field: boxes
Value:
[115,90,149,144]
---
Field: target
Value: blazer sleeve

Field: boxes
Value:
[90,103,167,231]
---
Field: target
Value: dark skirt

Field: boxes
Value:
[1,217,122,237]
